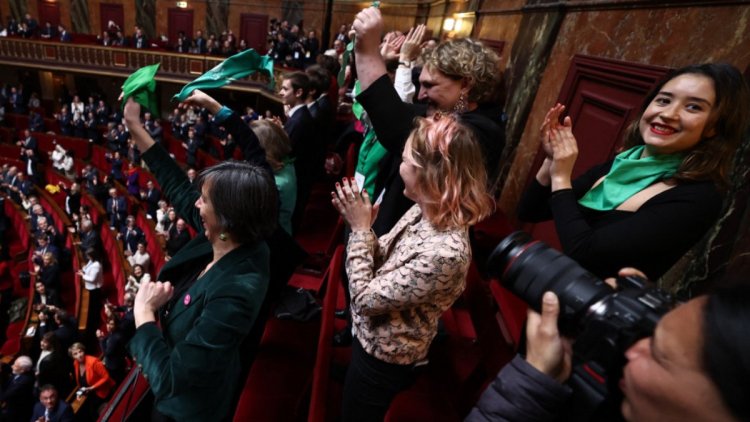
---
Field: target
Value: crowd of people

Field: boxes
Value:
[0,5,749,422]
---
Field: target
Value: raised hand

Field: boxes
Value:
[400,24,426,62]
[352,7,384,56]
[525,292,573,383]
[548,116,578,191]
[179,89,222,115]
[134,280,174,327]
[331,177,376,232]
[380,32,405,61]
[540,103,565,159]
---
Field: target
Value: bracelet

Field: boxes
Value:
[398,61,412,68]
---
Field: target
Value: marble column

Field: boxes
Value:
[70,0,91,33]
[668,133,750,299]
[206,0,229,37]
[136,0,157,40]
[496,1,564,190]
[7,0,26,21]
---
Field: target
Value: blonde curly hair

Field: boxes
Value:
[421,38,501,104]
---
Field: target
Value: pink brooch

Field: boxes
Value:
[183,294,191,306]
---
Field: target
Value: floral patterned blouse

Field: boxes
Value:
[346,204,471,365]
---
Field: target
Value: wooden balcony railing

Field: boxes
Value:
[0,37,283,101]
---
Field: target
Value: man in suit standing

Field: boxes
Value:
[30,385,74,422]
[194,29,207,53]
[279,72,316,228]
[106,187,127,230]
[0,355,35,422]
[57,25,71,42]
[16,129,37,155]
[133,26,148,49]
[166,218,191,259]
[142,180,161,219]
[119,215,144,255]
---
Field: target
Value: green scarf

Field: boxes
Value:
[578,145,684,211]
[172,49,275,102]
[121,63,161,114]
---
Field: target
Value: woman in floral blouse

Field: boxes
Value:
[332,114,494,421]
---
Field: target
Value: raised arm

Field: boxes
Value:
[352,7,387,92]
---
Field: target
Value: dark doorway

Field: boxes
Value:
[240,13,269,54]
[168,8,194,49]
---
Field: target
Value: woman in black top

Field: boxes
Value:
[518,63,750,281]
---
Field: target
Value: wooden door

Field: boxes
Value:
[168,8,194,49]
[240,13,269,53]
[523,55,670,249]
[37,0,61,27]
[100,3,124,34]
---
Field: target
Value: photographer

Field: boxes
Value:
[467,269,750,422]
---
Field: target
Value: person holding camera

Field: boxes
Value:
[467,270,750,422]
[518,63,750,281]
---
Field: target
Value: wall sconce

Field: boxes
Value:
[176,1,188,8]
[443,18,455,31]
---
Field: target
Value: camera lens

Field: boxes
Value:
[488,231,612,325]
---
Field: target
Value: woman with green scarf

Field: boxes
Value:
[518,63,749,281]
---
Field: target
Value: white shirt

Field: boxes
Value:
[81,260,103,290]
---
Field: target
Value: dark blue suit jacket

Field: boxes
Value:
[30,400,74,422]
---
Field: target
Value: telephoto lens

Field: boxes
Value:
[487,231,612,334]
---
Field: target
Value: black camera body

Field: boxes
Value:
[487,231,673,421]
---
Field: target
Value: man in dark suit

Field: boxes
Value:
[29,111,45,132]
[57,25,71,42]
[194,30,207,53]
[30,384,74,422]
[106,187,128,229]
[166,218,191,258]
[280,71,316,228]
[132,26,148,49]
[16,129,37,155]
[119,215,145,255]
[0,355,35,422]
[142,180,161,219]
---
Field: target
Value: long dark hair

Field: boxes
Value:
[623,63,750,189]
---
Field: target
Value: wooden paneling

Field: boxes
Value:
[167,8,194,47]
[240,14,270,53]
[37,0,61,27]
[100,3,125,36]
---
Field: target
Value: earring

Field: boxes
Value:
[452,91,468,114]
[219,232,228,241]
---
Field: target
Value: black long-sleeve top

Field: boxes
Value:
[518,161,723,280]
[357,74,505,236]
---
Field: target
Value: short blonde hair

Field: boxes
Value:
[404,115,494,230]
[422,38,500,104]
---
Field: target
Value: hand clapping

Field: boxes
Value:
[331,177,376,232]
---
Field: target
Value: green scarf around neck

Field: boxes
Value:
[577,145,684,211]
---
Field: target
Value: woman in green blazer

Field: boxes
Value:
[123,94,278,421]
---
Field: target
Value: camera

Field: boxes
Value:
[486,231,674,421]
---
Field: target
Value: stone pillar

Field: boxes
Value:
[136,0,157,40]
[670,132,750,299]
[496,1,565,190]
[206,0,229,37]
[70,0,90,33]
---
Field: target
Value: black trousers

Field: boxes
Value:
[341,338,418,422]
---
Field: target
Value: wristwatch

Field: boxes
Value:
[398,60,412,68]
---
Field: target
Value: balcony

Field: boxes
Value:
[0,37,282,101]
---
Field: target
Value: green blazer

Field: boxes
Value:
[128,144,269,421]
